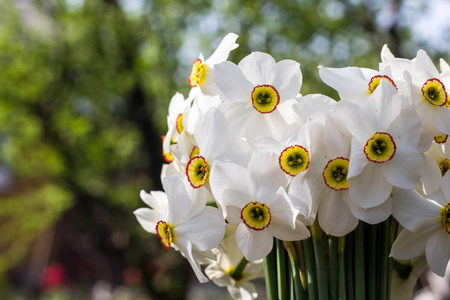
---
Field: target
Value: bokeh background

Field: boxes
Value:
[1,0,450,299]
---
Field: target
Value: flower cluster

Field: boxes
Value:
[135,33,450,299]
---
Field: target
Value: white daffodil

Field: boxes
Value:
[344,82,423,209]
[390,255,428,300]
[318,65,399,104]
[185,108,251,190]
[134,175,226,283]
[213,51,302,142]
[210,152,310,261]
[390,173,450,276]
[381,47,450,151]
[188,33,239,97]
[205,225,264,300]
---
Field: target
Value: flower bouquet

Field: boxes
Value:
[134,33,450,299]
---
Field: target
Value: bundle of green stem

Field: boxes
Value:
[263,218,399,300]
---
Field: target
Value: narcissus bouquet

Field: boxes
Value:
[134,33,450,300]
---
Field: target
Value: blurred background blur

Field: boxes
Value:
[0,0,449,299]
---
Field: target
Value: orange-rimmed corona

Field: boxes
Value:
[240,201,271,231]
[368,75,397,94]
[251,85,280,114]
[422,78,447,106]
[176,114,184,134]
[434,134,448,144]
[186,155,209,188]
[279,145,310,176]
[364,132,396,163]
[188,59,206,87]
[322,157,350,191]
[156,220,175,250]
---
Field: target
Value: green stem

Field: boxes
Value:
[276,239,287,300]
[345,231,354,300]
[328,236,338,300]
[285,241,304,300]
[379,219,389,300]
[387,217,398,300]
[338,236,347,300]
[303,237,318,300]
[310,221,329,300]
[367,223,378,300]
[229,256,249,281]
[294,241,308,299]
[264,241,278,300]
[355,221,366,300]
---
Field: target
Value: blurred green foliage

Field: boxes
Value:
[0,0,444,299]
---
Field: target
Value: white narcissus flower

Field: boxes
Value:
[188,33,239,97]
[344,82,423,209]
[205,225,264,300]
[210,152,310,261]
[390,173,450,276]
[134,175,226,283]
[213,51,302,142]
[381,47,450,151]
[185,108,251,190]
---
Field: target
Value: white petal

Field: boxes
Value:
[269,187,299,229]
[363,81,402,131]
[318,66,368,100]
[162,175,191,223]
[236,223,274,261]
[175,207,225,251]
[440,58,450,72]
[390,227,436,260]
[214,61,254,102]
[176,238,209,283]
[288,172,315,219]
[441,172,450,200]
[268,219,310,241]
[391,188,442,232]
[248,152,289,202]
[348,138,369,179]
[422,153,443,195]
[195,108,230,159]
[210,163,254,208]
[415,50,439,78]
[387,104,421,146]
[425,230,450,276]
[238,52,276,85]
[139,190,167,212]
[206,33,239,65]
[271,59,302,100]
[133,208,158,234]
[348,164,392,209]
[433,106,450,135]
[345,194,391,224]
[383,145,423,189]
[318,191,359,237]
[250,136,283,154]
[380,44,395,62]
